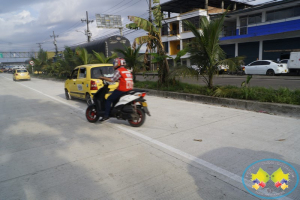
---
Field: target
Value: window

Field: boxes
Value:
[161,24,168,36]
[266,6,300,22]
[261,61,270,65]
[71,69,79,79]
[182,38,192,49]
[266,11,274,21]
[248,14,262,25]
[78,68,86,78]
[17,70,27,72]
[249,61,260,66]
[240,17,248,35]
[163,42,169,53]
[183,16,201,32]
[91,66,114,79]
[295,6,300,16]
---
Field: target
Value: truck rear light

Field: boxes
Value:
[90,80,98,90]
[16,74,18,76]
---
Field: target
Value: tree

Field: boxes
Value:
[126,0,169,85]
[92,51,117,64]
[75,47,93,65]
[184,13,244,88]
[31,49,51,74]
[115,44,143,82]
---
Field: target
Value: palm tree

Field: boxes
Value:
[184,13,244,88]
[114,44,143,82]
[31,49,51,74]
[92,51,117,64]
[64,47,79,70]
[75,47,93,65]
[126,0,169,85]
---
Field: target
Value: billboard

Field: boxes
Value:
[95,14,122,28]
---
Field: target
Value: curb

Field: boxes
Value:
[140,88,300,119]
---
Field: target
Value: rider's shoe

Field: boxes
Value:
[99,116,109,121]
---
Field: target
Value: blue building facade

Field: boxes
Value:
[219,0,300,64]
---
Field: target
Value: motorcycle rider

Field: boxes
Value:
[98,57,134,121]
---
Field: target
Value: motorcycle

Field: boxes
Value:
[85,81,150,127]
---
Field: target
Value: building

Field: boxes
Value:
[159,0,300,68]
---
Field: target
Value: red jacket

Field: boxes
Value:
[117,67,133,92]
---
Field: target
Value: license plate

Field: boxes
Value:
[141,102,147,107]
[224,69,227,71]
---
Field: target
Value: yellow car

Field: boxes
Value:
[13,69,31,81]
[65,64,119,105]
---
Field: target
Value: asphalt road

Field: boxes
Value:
[137,74,300,90]
[1,73,300,200]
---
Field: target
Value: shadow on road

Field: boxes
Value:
[188,147,300,200]
[0,94,125,199]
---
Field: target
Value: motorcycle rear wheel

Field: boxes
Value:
[128,107,146,127]
[86,105,100,123]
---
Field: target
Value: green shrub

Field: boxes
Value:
[135,81,300,105]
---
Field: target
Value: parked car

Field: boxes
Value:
[279,59,289,64]
[244,60,288,76]
[217,65,229,74]
[65,64,119,105]
[190,65,201,74]
[228,65,245,75]
[13,69,31,81]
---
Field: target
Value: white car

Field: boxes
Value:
[245,60,288,76]
[217,65,229,73]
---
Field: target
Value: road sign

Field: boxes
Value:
[29,61,34,66]
[0,53,3,58]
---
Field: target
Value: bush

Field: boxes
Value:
[135,81,300,105]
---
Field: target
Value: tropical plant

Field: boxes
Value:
[126,0,169,85]
[64,47,79,70]
[75,47,93,65]
[31,49,51,74]
[115,44,143,82]
[92,51,117,64]
[184,12,244,88]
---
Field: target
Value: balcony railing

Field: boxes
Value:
[168,30,179,35]
[221,28,237,37]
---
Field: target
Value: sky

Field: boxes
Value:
[0,0,274,63]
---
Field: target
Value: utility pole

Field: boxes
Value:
[36,43,43,50]
[149,0,153,71]
[50,31,59,56]
[81,11,94,42]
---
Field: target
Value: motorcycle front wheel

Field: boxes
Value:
[86,105,100,123]
[128,107,146,127]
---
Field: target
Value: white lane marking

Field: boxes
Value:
[1,75,293,200]
[114,125,292,200]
